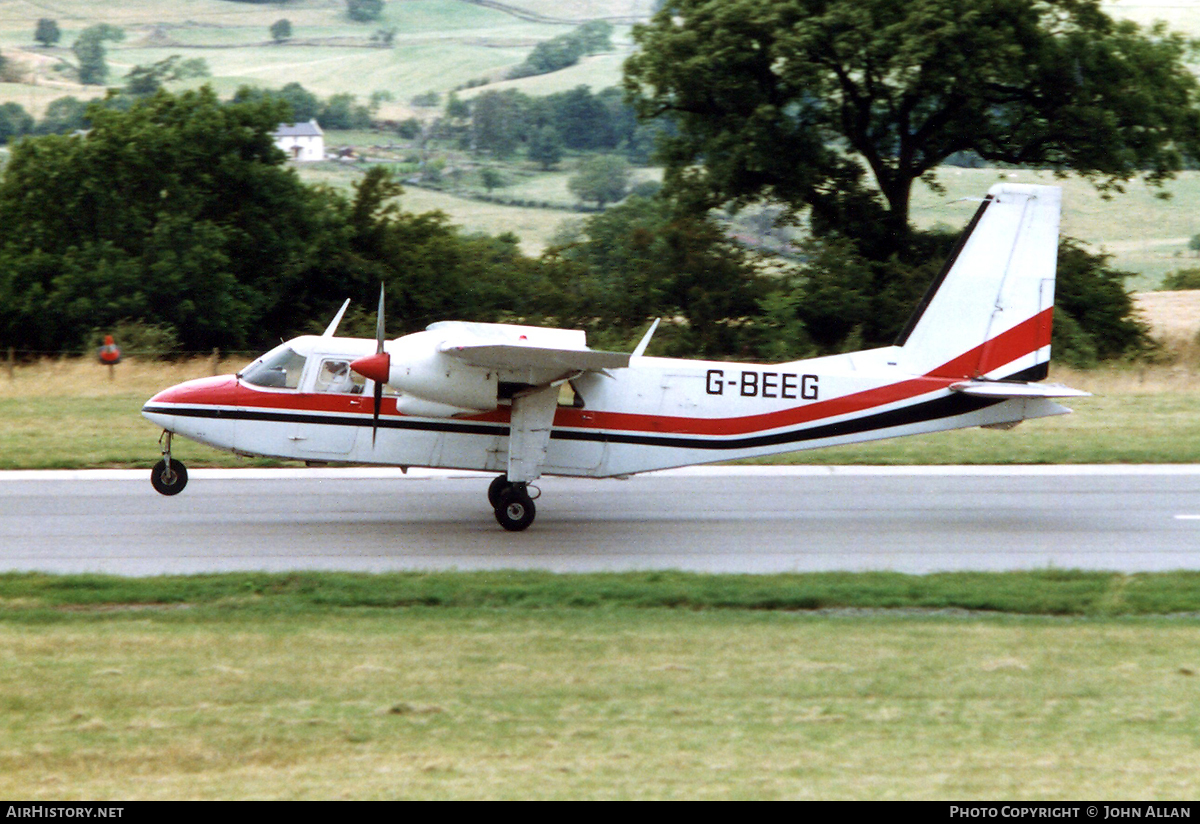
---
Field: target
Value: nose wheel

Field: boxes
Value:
[151,431,188,496]
[489,475,537,531]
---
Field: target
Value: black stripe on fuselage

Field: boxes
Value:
[141,404,509,438]
[143,390,1005,453]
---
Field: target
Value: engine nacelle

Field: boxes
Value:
[386,331,497,413]
[392,395,482,418]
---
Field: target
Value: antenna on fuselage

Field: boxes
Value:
[322,298,352,337]
[632,318,660,358]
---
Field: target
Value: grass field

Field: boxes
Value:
[0,571,1198,800]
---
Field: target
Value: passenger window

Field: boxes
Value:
[314,359,363,394]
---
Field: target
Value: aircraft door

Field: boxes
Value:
[293,357,362,455]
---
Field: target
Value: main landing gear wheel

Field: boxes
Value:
[494,484,536,532]
[151,458,188,496]
[487,474,510,509]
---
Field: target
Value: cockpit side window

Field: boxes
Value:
[241,346,308,389]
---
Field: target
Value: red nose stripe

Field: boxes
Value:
[350,352,390,385]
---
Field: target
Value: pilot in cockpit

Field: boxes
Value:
[316,359,363,394]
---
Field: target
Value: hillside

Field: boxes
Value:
[0,0,648,114]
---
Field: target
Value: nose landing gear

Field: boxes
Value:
[488,474,537,531]
[151,431,188,496]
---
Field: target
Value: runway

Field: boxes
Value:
[1,466,1198,575]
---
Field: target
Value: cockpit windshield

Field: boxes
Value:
[240,345,308,389]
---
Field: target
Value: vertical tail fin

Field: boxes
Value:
[896,183,1061,381]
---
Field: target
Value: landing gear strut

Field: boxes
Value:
[489,474,537,531]
[151,431,188,496]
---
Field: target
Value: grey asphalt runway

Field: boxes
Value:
[1,466,1198,575]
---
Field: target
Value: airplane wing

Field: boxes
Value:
[949,380,1091,398]
[434,325,632,484]
[441,342,630,373]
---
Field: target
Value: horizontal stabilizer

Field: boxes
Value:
[950,380,1090,399]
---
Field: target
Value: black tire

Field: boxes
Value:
[487,474,511,509]
[151,458,188,496]
[494,486,536,532]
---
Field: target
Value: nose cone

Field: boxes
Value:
[144,374,241,409]
[143,374,243,453]
[350,352,391,385]
[142,375,241,427]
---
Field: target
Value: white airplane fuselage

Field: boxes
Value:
[142,329,1069,479]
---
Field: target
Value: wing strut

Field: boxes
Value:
[506,385,559,484]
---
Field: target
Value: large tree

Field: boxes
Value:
[71,24,124,86]
[34,18,60,48]
[625,0,1200,253]
[568,155,631,208]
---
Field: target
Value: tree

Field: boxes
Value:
[36,96,89,135]
[481,167,504,193]
[371,27,397,46]
[1053,240,1152,364]
[396,117,421,139]
[625,0,1200,253]
[576,21,613,54]
[34,19,60,48]
[444,92,469,121]
[124,55,210,96]
[509,21,614,79]
[528,125,564,170]
[346,0,384,23]
[568,155,631,208]
[470,89,528,158]
[510,35,584,79]
[72,24,124,86]
[0,103,33,144]
[368,90,394,113]
[229,82,321,121]
[548,86,616,150]
[270,19,292,42]
[278,82,321,122]
[319,93,371,129]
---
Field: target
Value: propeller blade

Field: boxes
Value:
[348,284,390,448]
[372,379,384,447]
[375,283,386,355]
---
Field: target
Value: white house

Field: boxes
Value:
[273,120,325,162]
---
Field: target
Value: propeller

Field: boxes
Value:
[349,284,391,447]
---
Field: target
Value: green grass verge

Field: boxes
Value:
[2,574,1200,799]
[3,569,1200,617]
